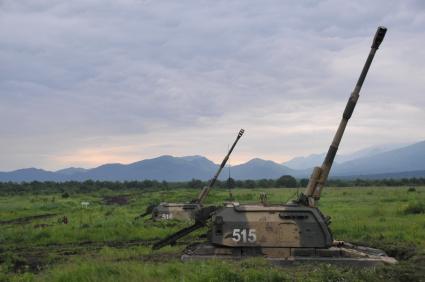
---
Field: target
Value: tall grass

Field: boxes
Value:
[1,186,424,281]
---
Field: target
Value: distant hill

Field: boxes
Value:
[82,155,218,181]
[331,141,425,177]
[337,143,409,163]
[231,158,295,180]
[55,167,87,175]
[332,170,425,180]
[1,141,425,182]
[283,143,409,170]
[0,168,62,182]
[282,153,325,170]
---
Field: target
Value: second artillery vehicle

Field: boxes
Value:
[153,27,396,266]
[150,129,244,221]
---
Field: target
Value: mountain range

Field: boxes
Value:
[282,143,408,169]
[1,141,424,182]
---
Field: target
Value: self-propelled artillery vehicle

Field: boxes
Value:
[153,27,396,266]
[150,129,244,221]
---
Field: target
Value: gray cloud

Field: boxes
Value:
[0,0,424,170]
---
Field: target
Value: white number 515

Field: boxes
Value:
[232,228,256,243]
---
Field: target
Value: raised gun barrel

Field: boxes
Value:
[300,26,387,207]
[193,129,245,204]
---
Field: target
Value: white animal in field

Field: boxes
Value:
[81,201,90,208]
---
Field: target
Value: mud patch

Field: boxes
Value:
[0,213,58,225]
[0,238,186,274]
[34,223,51,229]
[113,253,181,263]
[0,251,54,274]
[103,195,129,205]
[1,239,158,257]
[354,239,417,261]
[379,252,425,282]
[384,243,418,261]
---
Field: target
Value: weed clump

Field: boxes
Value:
[407,186,416,192]
[403,202,425,215]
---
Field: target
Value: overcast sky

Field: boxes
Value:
[1,0,424,171]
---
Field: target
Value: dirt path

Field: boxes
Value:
[0,213,58,225]
[0,238,188,274]
[0,238,158,254]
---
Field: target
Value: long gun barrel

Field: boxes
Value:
[153,206,217,250]
[192,129,245,204]
[299,26,387,207]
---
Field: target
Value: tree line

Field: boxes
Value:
[0,176,424,195]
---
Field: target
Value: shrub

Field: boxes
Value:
[276,175,297,188]
[408,186,416,192]
[404,202,425,215]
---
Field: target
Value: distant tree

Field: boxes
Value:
[84,180,94,186]
[244,180,256,189]
[161,181,169,189]
[214,180,223,188]
[235,180,244,188]
[257,179,273,188]
[328,179,351,187]
[354,178,369,187]
[142,180,154,188]
[188,179,203,189]
[299,178,309,187]
[226,177,236,189]
[276,175,297,188]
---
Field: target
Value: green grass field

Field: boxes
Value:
[1,186,424,281]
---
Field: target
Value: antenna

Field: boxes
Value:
[227,161,234,201]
